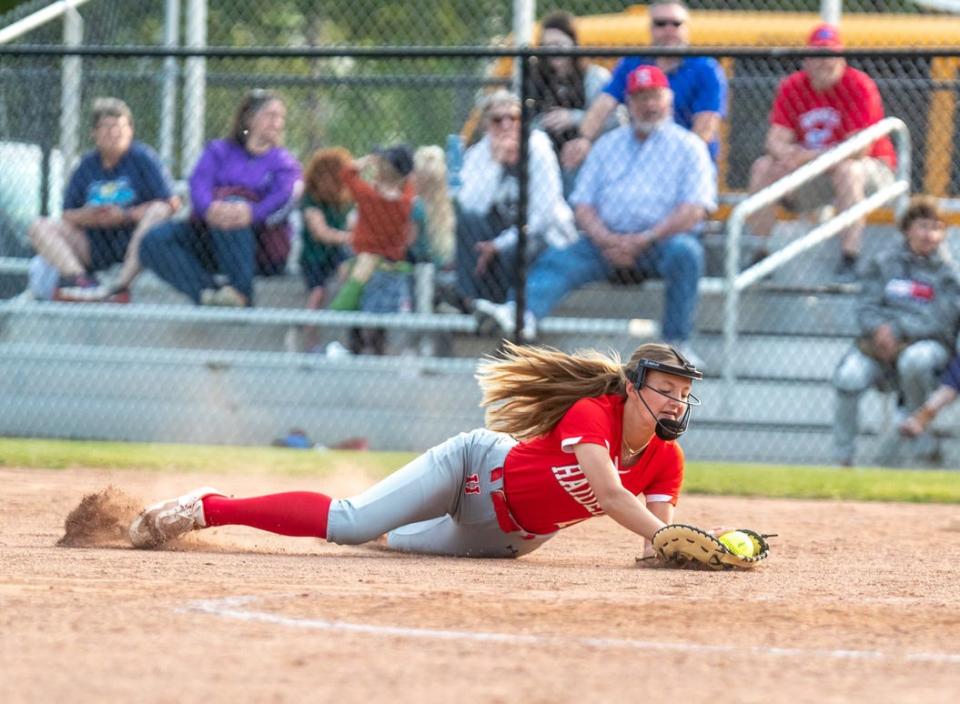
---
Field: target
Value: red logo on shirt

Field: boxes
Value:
[885,278,935,302]
[464,473,481,495]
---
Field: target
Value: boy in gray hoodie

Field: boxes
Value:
[833,196,960,466]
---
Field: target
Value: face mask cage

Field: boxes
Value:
[626,348,703,441]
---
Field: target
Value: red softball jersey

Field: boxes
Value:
[502,394,684,535]
[770,66,896,169]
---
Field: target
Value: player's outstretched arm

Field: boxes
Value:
[573,443,665,541]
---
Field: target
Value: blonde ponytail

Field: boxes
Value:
[476,341,689,440]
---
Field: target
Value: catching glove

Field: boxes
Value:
[643,523,771,570]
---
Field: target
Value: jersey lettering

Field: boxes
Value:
[551,463,604,516]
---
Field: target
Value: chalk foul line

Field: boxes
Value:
[181,595,960,665]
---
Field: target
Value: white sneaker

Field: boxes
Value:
[129,487,223,548]
[521,310,537,341]
[200,285,246,307]
[473,299,538,340]
[473,298,516,336]
[325,340,351,359]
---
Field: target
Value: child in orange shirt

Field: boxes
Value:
[329,145,415,311]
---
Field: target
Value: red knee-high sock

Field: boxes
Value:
[202,492,332,538]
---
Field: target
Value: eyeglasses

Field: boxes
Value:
[652,19,685,28]
[489,113,519,126]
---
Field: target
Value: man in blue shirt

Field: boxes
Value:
[29,97,178,302]
[475,65,717,365]
[561,0,727,169]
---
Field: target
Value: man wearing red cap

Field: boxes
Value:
[561,0,727,170]
[474,64,716,366]
[746,23,896,282]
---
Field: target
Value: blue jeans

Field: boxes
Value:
[455,207,516,304]
[140,220,256,304]
[523,233,703,342]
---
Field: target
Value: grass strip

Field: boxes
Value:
[2,439,957,503]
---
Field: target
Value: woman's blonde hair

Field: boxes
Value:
[477,341,687,440]
[414,145,455,265]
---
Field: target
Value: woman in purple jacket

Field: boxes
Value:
[140,89,302,306]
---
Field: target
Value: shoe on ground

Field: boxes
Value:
[129,487,223,549]
[200,285,247,307]
[329,436,370,451]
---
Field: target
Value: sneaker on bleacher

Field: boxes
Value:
[473,299,537,341]
[200,285,246,307]
[55,274,131,304]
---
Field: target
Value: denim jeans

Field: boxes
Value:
[140,220,256,304]
[455,208,516,304]
[522,233,703,342]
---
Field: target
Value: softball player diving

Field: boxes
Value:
[130,341,705,559]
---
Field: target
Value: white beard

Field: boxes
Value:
[631,115,670,137]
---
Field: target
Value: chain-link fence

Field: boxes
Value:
[2,1,960,467]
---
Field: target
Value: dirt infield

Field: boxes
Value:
[2,466,959,704]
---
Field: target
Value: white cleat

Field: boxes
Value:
[129,487,223,549]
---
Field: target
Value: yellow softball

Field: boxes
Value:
[718,530,755,557]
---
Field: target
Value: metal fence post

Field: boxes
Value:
[60,7,82,174]
[820,0,842,24]
[512,0,534,95]
[160,0,181,171]
[182,0,207,179]
[515,49,531,344]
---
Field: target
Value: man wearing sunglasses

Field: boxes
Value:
[561,0,727,170]
[475,66,716,368]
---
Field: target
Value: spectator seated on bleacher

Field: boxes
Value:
[327,145,417,355]
[746,23,896,282]
[561,0,727,171]
[297,146,354,352]
[139,89,302,307]
[832,197,960,467]
[528,10,618,194]
[29,97,178,303]
[475,66,715,366]
[409,145,455,272]
[456,90,577,308]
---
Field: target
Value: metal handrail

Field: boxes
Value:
[0,0,91,45]
[722,117,911,392]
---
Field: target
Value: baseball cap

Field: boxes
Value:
[807,23,842,49]
[626,65,670,94]
[374,144,414,177]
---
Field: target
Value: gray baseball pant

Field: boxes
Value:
[325,428,556,558]
[832,339,947,463]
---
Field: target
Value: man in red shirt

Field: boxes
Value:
[746,23,895,281]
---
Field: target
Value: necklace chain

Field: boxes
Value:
[623,438,644,457]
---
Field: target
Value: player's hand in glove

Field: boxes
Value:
[639,524,772,570]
